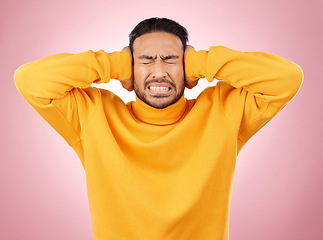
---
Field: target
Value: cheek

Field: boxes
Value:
[168,65,185,83]
[133,65,150,84]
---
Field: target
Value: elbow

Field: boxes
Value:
[14,64,27,94]
[14,63,35,97]
[279,62,304,101]
[288,63,303,97]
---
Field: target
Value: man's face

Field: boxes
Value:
[132,31,185,109]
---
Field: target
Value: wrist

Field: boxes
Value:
[108,50,132,81]
[185,48,208,81]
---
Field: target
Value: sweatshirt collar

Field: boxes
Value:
[131,95,188,126]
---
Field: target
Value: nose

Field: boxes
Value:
[151,60,167,79]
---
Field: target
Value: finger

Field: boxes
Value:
[184,45,194,58]
[122,46,132,59]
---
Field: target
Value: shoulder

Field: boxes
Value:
[197,81,246,103]
[196,82,233,101]
[70,86,127,109]
[194,82,245,121]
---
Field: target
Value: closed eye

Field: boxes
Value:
[163,55,179,60]
[162,55,179,64]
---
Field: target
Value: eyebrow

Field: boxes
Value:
[138,55,155,60]
[162,55,179,60]
[138,55,179,60]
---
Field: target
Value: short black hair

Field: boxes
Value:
[129,17,188,52]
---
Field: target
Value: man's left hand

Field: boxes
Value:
[184,45,199,89]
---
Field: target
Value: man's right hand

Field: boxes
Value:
[121,46,134,91]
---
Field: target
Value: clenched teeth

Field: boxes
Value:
[149,86,170,91]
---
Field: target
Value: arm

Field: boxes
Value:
[14,49,131,156]
[185,46,303,143]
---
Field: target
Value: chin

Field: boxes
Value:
[135,87,184,109]
[149,100,173,109]
[146,95,182,109]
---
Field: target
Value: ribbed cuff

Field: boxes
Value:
[108,50,132,81]
[185,48,208,81]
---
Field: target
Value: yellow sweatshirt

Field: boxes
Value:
[14,46,303,240]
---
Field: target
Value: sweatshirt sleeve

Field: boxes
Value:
[14,49,131,154]
[185,46,303,143]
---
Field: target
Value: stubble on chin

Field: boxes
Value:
[134,81,184,109]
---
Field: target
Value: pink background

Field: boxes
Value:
[1,0,322,239]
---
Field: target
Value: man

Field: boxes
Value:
[15,17,303,240]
